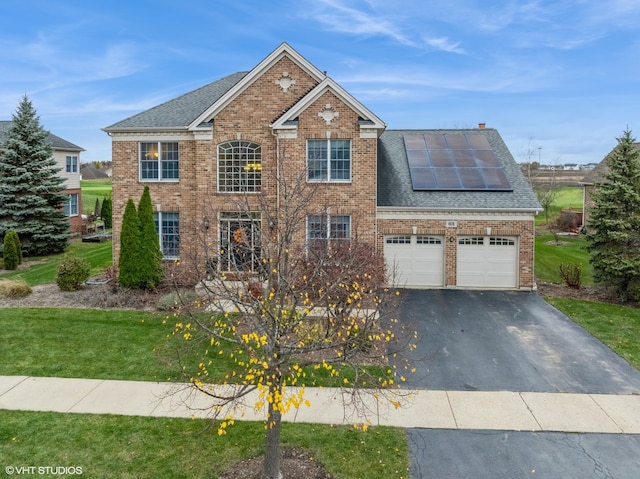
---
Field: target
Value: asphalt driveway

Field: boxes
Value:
[397,289,640,393]
[397,289,640,479]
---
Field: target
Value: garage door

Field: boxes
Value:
[457,236,518,288]
[385,235,444,288]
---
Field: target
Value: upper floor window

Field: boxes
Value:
[153,211,180,259]
[140,142,179,181]
[66,156,78,173]
[307,139,351,182]
[218,141,262,192]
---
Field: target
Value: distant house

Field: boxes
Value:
[80,163,109,180]
[104,43,540,290]
[0,121,84,233]
[580,142,640,228]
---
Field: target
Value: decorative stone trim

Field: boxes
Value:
[275,72,296,92]
[318,103,339,125]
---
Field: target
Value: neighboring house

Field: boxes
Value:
[0,121,84,233]
[580,142,640,229]
[104,43,541,290]
[80,163,109,180]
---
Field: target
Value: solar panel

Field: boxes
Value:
[403,133,513,191]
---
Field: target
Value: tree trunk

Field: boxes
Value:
[263,383,282,479]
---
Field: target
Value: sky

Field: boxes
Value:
[1,0,639,166]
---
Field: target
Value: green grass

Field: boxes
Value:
[535,233,593,285]
[546,298,640,370]
[0,411,409,479]
[0,308,179,381]
[81,178,112,215]
[535,185,583,226]
[0,240,113,286]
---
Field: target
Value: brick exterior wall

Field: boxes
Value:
[110,56,377,275]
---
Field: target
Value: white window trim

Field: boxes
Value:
[306,139,352,183]
[139,142,180,182]
[65,193,79,217]
[154,211,180,259]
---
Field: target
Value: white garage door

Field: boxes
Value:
[385,235,444,288]
[457,236,518,288]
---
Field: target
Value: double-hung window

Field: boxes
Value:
[218,141,262,192]
[307,139,351,182]
[140,142,179,181]
[66,156,78,173]
[307,214,351,246]
[153,212,180,259]
[64,193,79,216]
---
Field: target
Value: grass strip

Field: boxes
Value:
[0,410,409,479]
[546,297,640,370]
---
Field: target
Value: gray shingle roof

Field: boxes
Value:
[104,71,248,131]
[378,128,541,211]
[0,121,83,151]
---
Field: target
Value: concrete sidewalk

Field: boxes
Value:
[1,375,639,434]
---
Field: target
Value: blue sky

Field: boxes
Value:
[1,0,639,165]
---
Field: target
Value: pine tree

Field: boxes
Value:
[587,129,640,300]
[0,95,69,256]
[118,198,141,288]
[137,186,164,289]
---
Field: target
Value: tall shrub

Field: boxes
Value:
[101,195,112,229]
[117,198,141,288]
[3,230,21,270]
[137,186,164,289]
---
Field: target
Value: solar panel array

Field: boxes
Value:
[403,133,512,191]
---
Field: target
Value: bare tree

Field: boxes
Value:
[166,152,416,478]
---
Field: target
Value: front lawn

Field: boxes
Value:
[0,411,408,479]
[0,308,176,381]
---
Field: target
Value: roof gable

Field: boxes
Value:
[270,77,386,133]
[189,42,327,129]
[0,121,84,151]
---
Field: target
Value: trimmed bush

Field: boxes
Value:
[0,279,32,298]
[137,186,164,289]
[3,230,22,270]
[101,195,112,229]
[118,198,141,288]
[56,257,91,291]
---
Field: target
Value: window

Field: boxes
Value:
[307,215,351,243]
[490,237,515,246]
[153,212,180,258]
[417,236,442,245]
[218,141,262,192]
[64,194,78,216]
[66,156,78,173]
[219,212,261,272]
[307,139,351,182]
[386,236,411,244]
[459,237,484,245]
[140,142,179,181]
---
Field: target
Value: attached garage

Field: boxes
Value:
[385,235,444,288]
[457,236,518,288]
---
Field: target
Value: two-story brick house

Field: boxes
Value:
[104,43,540,290]
[0,121,84,233]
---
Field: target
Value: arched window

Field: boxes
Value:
[217,141,262,192]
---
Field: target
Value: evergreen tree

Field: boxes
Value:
[587,129,640,300]
[118,198,141,288]
[0,96,69,256]
[137,186,164,289]
[101,195,112,229]
[3,230,21,270]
